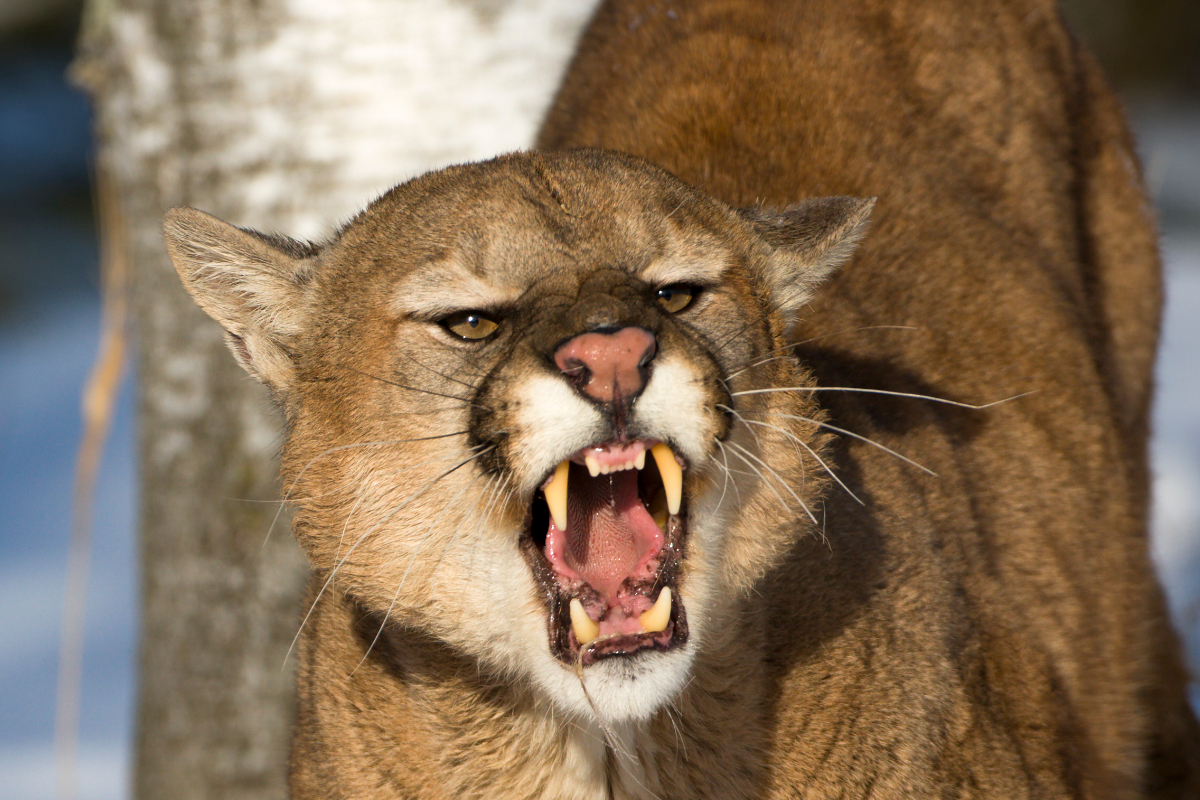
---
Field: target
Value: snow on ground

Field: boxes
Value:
[0,298,136,800]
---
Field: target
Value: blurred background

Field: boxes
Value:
[0,1,1196,798]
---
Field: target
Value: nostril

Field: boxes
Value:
[559,359,590,385]
[638,339,657,369]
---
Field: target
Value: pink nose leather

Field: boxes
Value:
[554,328,656,403]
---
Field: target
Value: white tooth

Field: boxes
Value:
[570,598,600,645]
[638,587,672,633]
[650,443,682,515]
[635,451,646,470]
[585,455,601,477]
[545,461,569,531]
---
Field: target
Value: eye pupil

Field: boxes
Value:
[442,311,500,341]
[655,284,697,313]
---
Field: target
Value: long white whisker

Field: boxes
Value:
[732,386,1033,409]
[725,409,864,506]
[334,493,368,563]
[711,439,742,511]
[725,327,920,382]
[282,445,494,669]
[722,344,801,381]
[465,477,516,578]
[725,441,818,526]
[723,444,795,520]
[350,472,494,675]
[718,403,810,501]
[772,412,937,477]
[263,432,470,548]
[791,324,919,347]
[432,473,511,594]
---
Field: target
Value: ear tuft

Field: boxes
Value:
[740,196,875,326]
[163,207,315,388]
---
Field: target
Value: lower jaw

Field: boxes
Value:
[571,617,686,666]
[520,535,690,666]
[549,576,690,666]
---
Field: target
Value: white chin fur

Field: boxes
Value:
[530,641,698,724]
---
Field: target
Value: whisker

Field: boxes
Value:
[791,324,919,347]
[771,412,937,477]
[346,365,492,409]
[351,472,494,675]
[299,447,495,557]
[465,477,517,578]
[725,441,819,526]
[282,445,494,669]
[711,439,743,511]
[333,493,368,563]
[723,351,797,382]
[723,444,797,522]
[263,431,470,548]
[722,326,920,384]
[732,385,1033,410]
[395,349,486,392]
[432,473,511,594]
[719,403,815,505]
[725,409,863,506]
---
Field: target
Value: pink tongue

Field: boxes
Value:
[548,466,663,602]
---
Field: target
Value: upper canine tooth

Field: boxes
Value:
[639,587,672,633]
[650,443,682,515]
[585,455,601,478]
[545,461,569,531]
[570,598,600,645]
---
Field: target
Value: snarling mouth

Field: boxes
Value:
[524,439,689,666]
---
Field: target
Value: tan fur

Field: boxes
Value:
[163,0,1199,797]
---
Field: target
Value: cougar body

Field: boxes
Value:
[164,0,1200,797]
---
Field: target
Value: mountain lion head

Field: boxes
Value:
[165,148,871,724]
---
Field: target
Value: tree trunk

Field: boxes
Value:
[73,1,595,796]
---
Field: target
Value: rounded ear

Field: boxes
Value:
[739,196,875,328]
[163,207,316,389]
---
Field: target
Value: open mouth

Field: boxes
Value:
[524,439,689,666]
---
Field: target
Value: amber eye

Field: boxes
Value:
[440,311,500,341]
[655,284,698,314]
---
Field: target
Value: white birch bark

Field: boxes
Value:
[74,1,596,796]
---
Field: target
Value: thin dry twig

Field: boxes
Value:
[55,162,129,800]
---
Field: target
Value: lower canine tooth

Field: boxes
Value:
[650,443,682,515]
[545,461,569,531]
[570,598,600,645]
[639,587,672,633]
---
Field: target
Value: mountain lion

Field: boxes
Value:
[163,0,1199,797]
